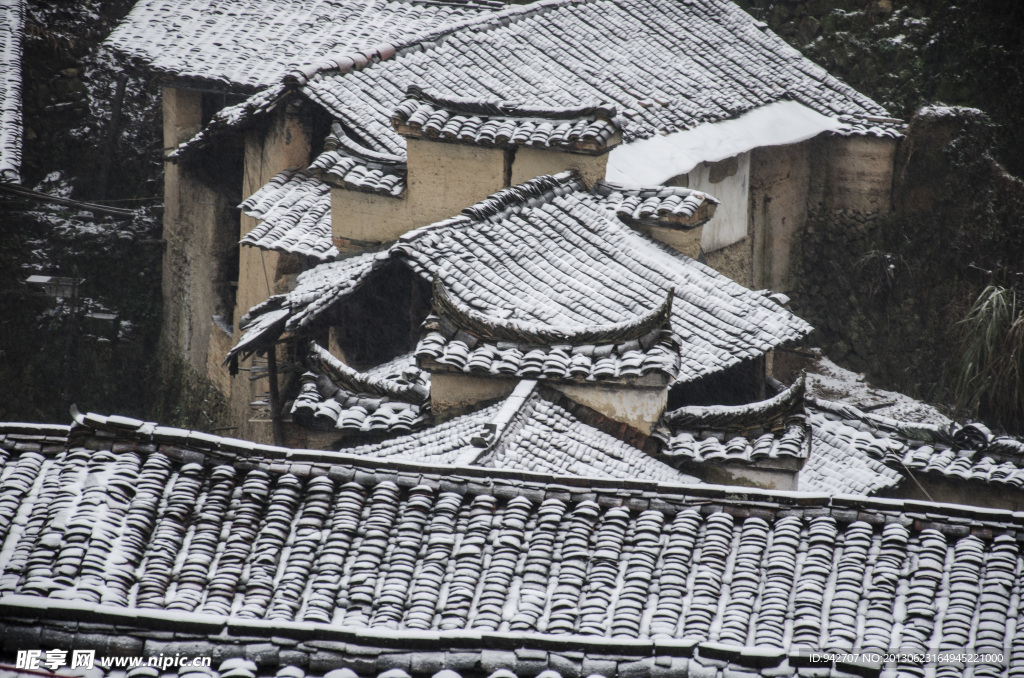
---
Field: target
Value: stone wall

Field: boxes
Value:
[787,108,1024,417]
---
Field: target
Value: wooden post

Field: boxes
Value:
[266,347,285,446]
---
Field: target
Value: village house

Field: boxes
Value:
[104,0,904,443]
[4,1,1024,674]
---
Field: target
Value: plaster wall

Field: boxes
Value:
[332,140,508,246]
[430,372,520,421]
[223,103,312,444]
[704,237,753,289]
[708,463,799,491]
[235,104,312,331]
[509,146,611,189]
[161,87,238,380]
[551,382,667,434]
[638,223,703,260]
[406,139,508,228]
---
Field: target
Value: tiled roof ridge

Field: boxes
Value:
[304,341,428,404]
[461,170,583,221]
[391,172,583,254]
[432,274,675,346]
[468,378,538,453]
[392,85,622,153]
[661,374,806,431]
[0,421,71,436]
[31,409,1024,530]
[323,122,406,166]
[592,180,720,229]
[0,0,25,183]
[399,83,617,121]
[593,180,718,203]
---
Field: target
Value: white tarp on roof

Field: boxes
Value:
[605,100,845,187]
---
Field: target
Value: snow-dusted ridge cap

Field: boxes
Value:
[304,341,428,404]
[322,122,407,166]
[661,374,806,431]
[432,274,675,346]
[593,180,719,229]
[397,84,617,121]
[393,85,621,153]
[59,407,1024,521]
[0,0,25,183]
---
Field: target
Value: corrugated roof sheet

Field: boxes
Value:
[104,0,501,92]
[0,0,24,183]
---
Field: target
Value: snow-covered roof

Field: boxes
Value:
[230,248,389,362]
[292,345,430,434]
[229,172,810,386]
[654,377,809,466]
[811,397,1024,492]
[593,180,718,229]
[104,0,502,92]
[3,412,1024,676]
[338,379,696,483]
[309,124,407,196]
[0,0,25,183]
[266,0,897,160]
[239,169,336,260]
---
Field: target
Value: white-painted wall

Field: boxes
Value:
[689,152,750,253]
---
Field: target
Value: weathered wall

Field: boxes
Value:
[430,371,668,434]
[161,87,238,378]
[430,372,519,421]
[406,140,508,228]
[219,102,312,444]
[704,238,752,289]
[331,188,414,248]
[749,139,814,292]
[668,458,801,492]
[637,223,703,261]
[693,153,751,254]
[824,135,896,214]
[746,134,895,293]
[332,140,508,246]
[509,146,610,189]
[788,108,1024,419]
[551,383,668,435]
